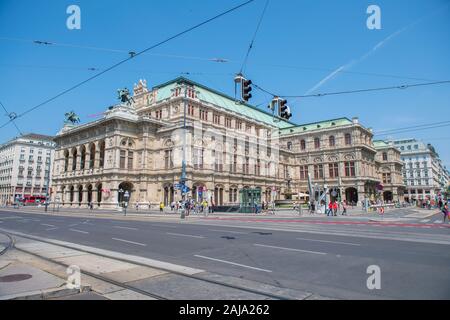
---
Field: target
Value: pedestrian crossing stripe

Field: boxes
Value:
[421,219,430,223]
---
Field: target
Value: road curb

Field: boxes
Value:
[0,285,91,300]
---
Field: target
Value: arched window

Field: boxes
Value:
[99,140,105,168]
[314,138,321,149]
[80,145,86,170]
[300,140,306,151]
[287,141,292,150]
[119,139,134,169]
[329,136,335,147]
[72,148,77,171]
[89,143,95,169]
[78,185,83,205]
[69,186,74,203]
[345,133,352,145]
[64,150,69,172]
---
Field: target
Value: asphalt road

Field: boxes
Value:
[0,209,449,299]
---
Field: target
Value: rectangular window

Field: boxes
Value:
[236,121,242,130]
[300,165,308,180]
[165,150,173,169]
[127,151,133,169]
[213,113,220,125]
[188,104,194,116]
[329,163,339,178]
[314,164,323,179]
[199,109,208,121]
[120,150,126,169]
[225,117,232,128]
[255,159,261,176]
[345,162,356,177]
[193,148,204,169]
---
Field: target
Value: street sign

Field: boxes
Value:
[331,191,337,197]
[174,184,182,190]
[182,186,190,193]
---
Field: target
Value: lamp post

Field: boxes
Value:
[118,188,124,210]
[44,159,51,213]
[123,190,130,216]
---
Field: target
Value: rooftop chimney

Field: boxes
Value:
[352,117,359,124]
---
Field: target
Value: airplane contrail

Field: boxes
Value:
[303,4,450,96]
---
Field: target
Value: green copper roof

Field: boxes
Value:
[280,117,353,135]
[152,77,294,129]
[373,140,389,149]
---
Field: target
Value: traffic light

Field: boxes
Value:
[241,78,252,102]
[279,99,292,120]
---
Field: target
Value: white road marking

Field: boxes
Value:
[434,221,441,224]
[113,226,138,231]
[41,223,56,228]
[208,229,247,234]
[166,232,204,239]
[112,238,147,246]
[46,227,58,231]
[421,219,430,223]
[151,224,177,228]
[254,243,327,255]
[68,223,79,227]
[194,255,272,273]
[295,237,361,246]
[69,229,89,234]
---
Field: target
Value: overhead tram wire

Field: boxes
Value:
[374,123,450,137]
[0,37,229,63]
[0,0,255,130]
[253,80,450,100]
[0,100,22,135]
[239,0,270,74]
[374,120,450,135]
[1,37,436,82]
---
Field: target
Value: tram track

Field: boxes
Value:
[0,230,298,300]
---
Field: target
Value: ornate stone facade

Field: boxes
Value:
[52,77,399,209]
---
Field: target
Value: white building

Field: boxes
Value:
[0,133,55,204]
[391,138,443,201]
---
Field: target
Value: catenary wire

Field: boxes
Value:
[240,0,269,73]
[0,0,255,130]
[253,80,450,99]
[0,100,22,135]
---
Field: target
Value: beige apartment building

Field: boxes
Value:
[51,77,402,210]
[0,133,55,204]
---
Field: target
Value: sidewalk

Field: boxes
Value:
[1,204,427,223]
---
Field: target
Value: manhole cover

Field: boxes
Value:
[0,274,33,283]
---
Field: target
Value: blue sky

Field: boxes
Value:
[0,0,449,166]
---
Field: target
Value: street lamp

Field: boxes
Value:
[123,190,130,216]
[44,159,51,213]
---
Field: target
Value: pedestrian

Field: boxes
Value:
[332,201,338,216]
[342,200,347,215]
[159,202,164,212]
[135,202,139,211]
[442,204,448,224]
[327,201,333,216]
